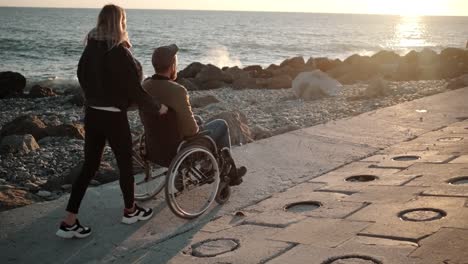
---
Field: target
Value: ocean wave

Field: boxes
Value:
[25,77,80,92]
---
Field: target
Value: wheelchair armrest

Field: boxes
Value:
[184,130,210,141]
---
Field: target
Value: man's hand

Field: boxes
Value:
[159,104,169,115]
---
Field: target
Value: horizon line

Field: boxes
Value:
[0,5,467,17]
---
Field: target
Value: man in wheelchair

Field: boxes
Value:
[139,44,247,187]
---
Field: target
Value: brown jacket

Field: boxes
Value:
[142,75,199,139]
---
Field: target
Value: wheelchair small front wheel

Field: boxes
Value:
[134,162,167,201]
[165,146,220,219]
[215,182,231,205]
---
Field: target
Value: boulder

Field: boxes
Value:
[0,115,48,140]
[201,80,227,90]
[231,75,258,90]
[314,57,340,72]
[191,95,221,108]
[64,161,119,185]
[280,56,306,69]
[243,65,263,72]
[44,124,85,140]
[262,75,293,89]
[0,71,26,99]
[447,74,468,90]
[28,85,57,98]
[439,48,468,78]
[418,48,439,65]
[371,50,401,65]
[224,66,250,80]
[292,70,342,101]
[0,189,39,212]
[0,134,40,154]
[178,62,205,79]
[208,111,253,146]
[362,77,391,98]
[250,125,273,140]
[67,89,85,106]
[176,78,200,91]
[330,55,379,84]
[195,64,233,86]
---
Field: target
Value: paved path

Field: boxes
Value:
[1,88,468,263]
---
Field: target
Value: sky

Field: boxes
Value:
[0,0,467,16]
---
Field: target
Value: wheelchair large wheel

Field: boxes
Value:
[134,161,167,201]
[165,145,220,219]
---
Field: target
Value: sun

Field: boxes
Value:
[366,0,449,16]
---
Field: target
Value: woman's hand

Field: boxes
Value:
[159,104,169,115]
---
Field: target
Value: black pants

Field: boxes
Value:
[66,107,134,214]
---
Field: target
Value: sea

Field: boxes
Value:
[1,7,468,90]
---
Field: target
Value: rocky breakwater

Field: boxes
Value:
[1,47,465,211]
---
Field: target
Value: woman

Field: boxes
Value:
[56,4,167,239]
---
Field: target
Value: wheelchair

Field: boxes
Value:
[131,110,232,219]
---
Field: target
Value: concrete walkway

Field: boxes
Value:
[1,88,468,263]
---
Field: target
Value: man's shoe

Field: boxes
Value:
[122,204,154,224]
[56,219,92,239]
[229,166,247,186]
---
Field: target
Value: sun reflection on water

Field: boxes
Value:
[390,15,433,53]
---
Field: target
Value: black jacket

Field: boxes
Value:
[77,39,160,112]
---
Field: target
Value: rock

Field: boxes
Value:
[251,125,273,140]
[44,124,85,140]
[191,95,221,108]
[36,190,52,198]
[232,75,258,90]
[447,74,468,90]
[329,55,379,84]
[201,80,227,90]
[363,77,391,98]
[262,75,293,89]
[28,85,57,98]
[0,189,39,212]
[61,184,72,191]
[0,71,26,99]
[178,62,205,79]
[176,78,199,91]
[0,115,48,140]
[65,161,119,185]
[90,180,101,186]
[439,48,468,78]
[24,182,40,191]
[208,111,253,146]
[280,56,306,69]
[243,65,263,72]
[67,89,85,106]
[195,64,233,86]
[94,162,119,184]
[371,50,401,65]
[0,134,40,154]
[314,57,341,72]
[0,185,15,191]
[292,70,342,101]
[419,48,439,65]
[224,66,250,80]
[272,125,301,136]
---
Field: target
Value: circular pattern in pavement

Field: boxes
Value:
[392,155,421,161]
[322,255,383,264]
[345,175,379,182]
[398,208,447,222]
[448,176,468,185]
[437,137,464,142]
[191,238,240,258]
[284,201,322,213]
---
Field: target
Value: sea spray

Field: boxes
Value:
[201,46,242,68]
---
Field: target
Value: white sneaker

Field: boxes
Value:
[56,219,92,239]
[122,204,154,224]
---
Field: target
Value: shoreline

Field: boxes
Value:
[1,47,468,211]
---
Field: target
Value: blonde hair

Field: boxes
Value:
[95,4,131,48]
